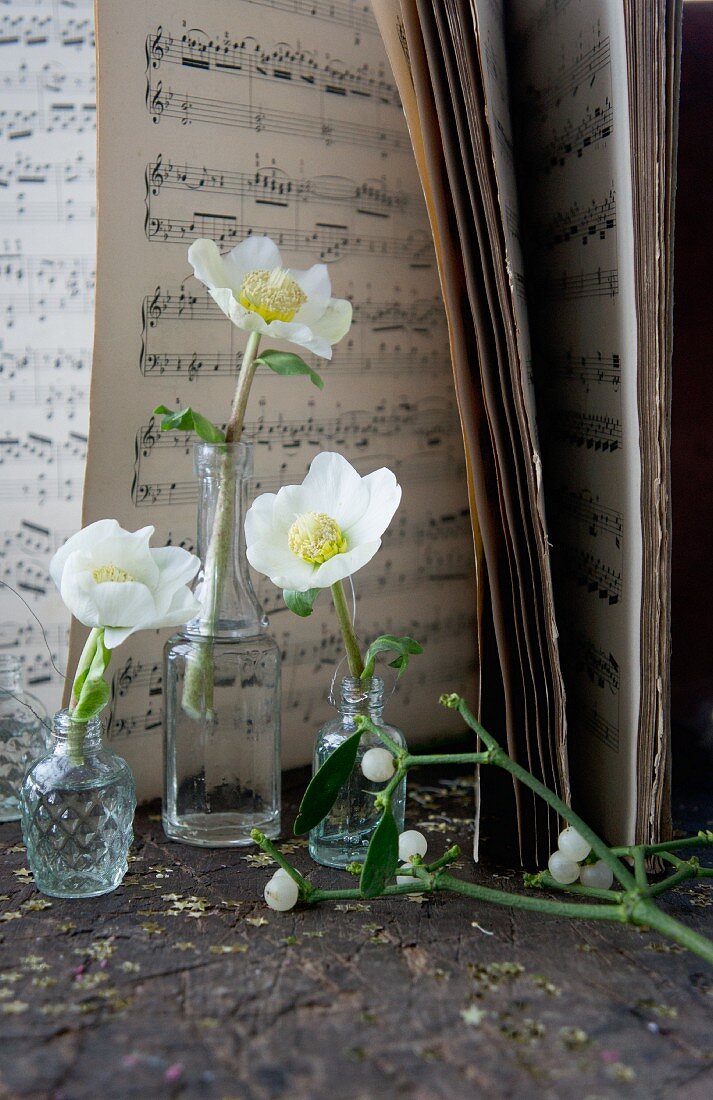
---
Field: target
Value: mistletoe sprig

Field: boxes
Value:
[252,693,713,965]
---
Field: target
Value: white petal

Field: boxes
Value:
[90,527,160,588]
[262,318,332,359]
[60,566,104,628]
[187,239,232,291]
[246,540,317,591]
[150,546,201,592]
[148,585,202,630]
[221,235,282,284]
[290,264,331,324]
[343,468,402,545]
[244,492,279,546]
[310,297,353,346]
[310,541,382,587]
[296,452,370,530]
[49,519,122,589]
[91,581,157,629]
[289,263,332,300]
[103,625,135,649]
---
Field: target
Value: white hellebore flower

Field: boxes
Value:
[245,452,401,591]
[50,519,201,649]
[188,235,352,360]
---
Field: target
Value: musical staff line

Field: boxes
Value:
[556,349,620,389]
[146,27,397,106]
[561,486,623,545]
[146,80,406,154]
[553,408,622,452]
[139,348,451,381]
[543,99,613,170]
[547,190,616,247]
[146,156,412,217]
[563,545,622,605]
[550,267,618,300]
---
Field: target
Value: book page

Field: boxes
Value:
[77,0,477,798]
[509,0,641,842]
[0,0,95,713]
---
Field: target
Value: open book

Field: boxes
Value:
[76,0,678,853]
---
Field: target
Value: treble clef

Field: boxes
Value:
[148,80,165,124]
[149,153,164,194]
[150,26,165,67]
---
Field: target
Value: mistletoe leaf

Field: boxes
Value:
[360,808,399,898]
[294,728,362,835]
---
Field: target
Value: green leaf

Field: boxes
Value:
[293,728,362,834]
[153,405,225,443]
[284,588,320,617]
[256,350,324,390]
[360,808,399,898]
[361,635,423,680]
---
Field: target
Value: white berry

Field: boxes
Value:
[396,864,418,886]
[548,850,580,884]
[271,867,293,884]
[264,873,299,911]
[579,860,614,890]
[557,826,591,862]
[398,829,428,862]
[361,747,396,783]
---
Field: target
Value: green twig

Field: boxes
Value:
[331,579,364,678]
[250,829,312,896]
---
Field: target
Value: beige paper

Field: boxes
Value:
[74,0,478,798]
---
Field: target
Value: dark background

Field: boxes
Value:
[671,1,713,788]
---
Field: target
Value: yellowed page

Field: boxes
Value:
[75,0,477,798]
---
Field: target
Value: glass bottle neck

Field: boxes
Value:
[338,676,385,719]
[52,710,103,753]
[190,442,265,637]
[0,655,22,694]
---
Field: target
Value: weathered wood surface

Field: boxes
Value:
[1,770,712,1100]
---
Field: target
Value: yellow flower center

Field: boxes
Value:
[92,564,135,584]
[287,512,347,565]
[239,268,307,323]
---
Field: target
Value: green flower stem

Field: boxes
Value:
[69,628,100,709]
[404,752,492,768]
[249,828,312,896]
[226,331,262,443]
[182,332,262,719]
[646,862,699,898]
[634,847,648,889]
[375,765,408,809]
[309,882,431,903]
[537,873,622,901]
[611,835,713,858]
[627,899,713,965]
[330,579,364,678]
[445,695,637,892]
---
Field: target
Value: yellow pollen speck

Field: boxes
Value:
[287,512,347,565]
[239,268,307,323]
[92,564,135,584]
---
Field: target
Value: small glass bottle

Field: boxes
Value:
[0,654,49,822]
[163,442,281,847]
[309,676,406,868]
[20,710,136,898]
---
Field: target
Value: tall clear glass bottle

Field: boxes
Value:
[0,654,49,822]
[309,676,406,868]
[163,442,281,847]
[20,710,135,898]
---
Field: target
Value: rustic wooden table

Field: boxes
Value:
[1,768,712,1100]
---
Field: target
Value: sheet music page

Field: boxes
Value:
[81,0,477,798]
[0,0,95,712]
[509,0,641,842]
